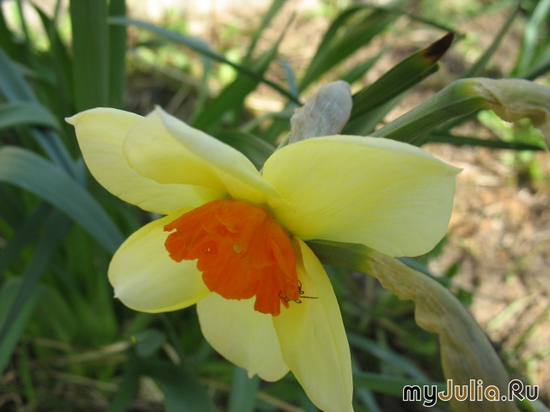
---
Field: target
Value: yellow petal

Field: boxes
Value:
[123,107,280,205]
[196,294,289,382]
[273,239,352,412]
[66,108,218,214]
[109,209,210,312]
[263,136,460,257]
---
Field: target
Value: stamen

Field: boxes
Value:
[279,280,318,304]
[164,199,300,316]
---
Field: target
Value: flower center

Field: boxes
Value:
[164,199,300,316]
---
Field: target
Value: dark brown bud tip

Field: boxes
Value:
[422,32,455,64]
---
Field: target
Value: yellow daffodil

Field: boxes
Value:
[67,107,459,412]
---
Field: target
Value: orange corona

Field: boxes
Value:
[164,199,300,316]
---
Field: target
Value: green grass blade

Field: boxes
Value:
[462,3,519,78]
[192,35,285,131]
[0,185,26,227]
[520,47,550,80]
[342,94,401,136]
[348,32,454,122]
[106,354,141,412]
[353,372,446,397]
[340,49,384,85]
[33,3,74,118]
[0,47,77,175]
[214,130,275,169]
[0,102,61,131]
[298,4,397,91]
[227,366,259,412]
[108,0,127,109]
[243,0,287,63]
[0,210,71,374]
[370,3,460,34]
[0,5,19,58]
[369,80,486,143]
[0,47,37,102]
[70,0,109,111]
[0,278,46,374]
[109,16,299,104]
[143,360,217,412]
[516,0,550,74]
[423,133,544,150]
[0,203,51,276]
[0,147,123,253]
[278,57,298,98]
[347,333,428,379]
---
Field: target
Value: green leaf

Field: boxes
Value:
[343,94,401,136]
[0,203,51,277]
[192,35,284,131]
[109,16,298,104]
[340,49,384,85]
[0,46,77,175]
[463,3,519,78]
[347,333,428,380]
[521,52,550,80]
[243,0,287,63]
[132,329,166,358]
[0,6,19,59]
[0,102,61,131]
[0,46,37,102]
[299,4,397,91]
[143,360,217,412]
[227,366,259,412]
[108,0,127,108]
[369,78,487,143]
[353,372,445,397]
[0,278,46,373]
[70,0,109,110]
[515,0,550,75]
[33,3,74,118]
[0,147,123,253]
[348,32,454,123]
[106,354,141,412]
[214,130,275,169]
[424,133,544,150]
[0,210,71,374]
[0,184,26,227]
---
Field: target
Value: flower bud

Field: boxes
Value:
[288,80,352,143]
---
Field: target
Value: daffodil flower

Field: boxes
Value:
[67,107,459,412]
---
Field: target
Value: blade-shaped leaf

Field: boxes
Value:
[70,0,109,111]
[192,30,286,131]
[348,32,454,124]
[214,130,275,169]
[0,147,123,253]
[108,0,127,108]
[0,278,46,373]
[299,4,398,91]
[143,360,217,412]
[0,203,51,276]
[424,133,544,150]
[0,210,71,374]
[227,366,259,412]
[0,102,61,131]
[109,16,298,103]
[463,3,519,78]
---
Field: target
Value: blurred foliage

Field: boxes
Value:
[0,0,548,410]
